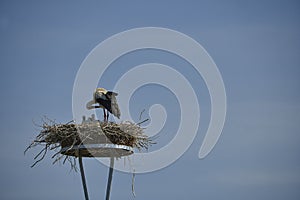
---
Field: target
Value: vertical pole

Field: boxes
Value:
[105,157,115,200]
[79,156,89,200]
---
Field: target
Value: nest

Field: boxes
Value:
[25,116,152,169]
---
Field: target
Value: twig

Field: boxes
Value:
[131,170,136,197]
[137,118,149,126]
[139,109,145,121]
[31,145,48,168]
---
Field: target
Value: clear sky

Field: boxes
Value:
[1,0,300,199]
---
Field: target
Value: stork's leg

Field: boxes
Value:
[103,108,107,122]
[107,112,109,122]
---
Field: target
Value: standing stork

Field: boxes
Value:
[86,88,121,122]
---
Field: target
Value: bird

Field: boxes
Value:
[86,88,121,122]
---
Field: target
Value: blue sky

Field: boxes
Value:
[1,0,300,199]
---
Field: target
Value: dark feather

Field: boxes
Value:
[94,91,121,118]
[106,91,121,119]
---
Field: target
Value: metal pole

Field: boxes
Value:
[79,156,89,200]
[105,157,115,200]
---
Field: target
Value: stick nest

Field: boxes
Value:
[25,116,153,169]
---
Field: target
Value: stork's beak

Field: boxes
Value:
[86,100,95,110]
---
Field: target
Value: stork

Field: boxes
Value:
[86,88,121,122]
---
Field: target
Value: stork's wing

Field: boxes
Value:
[106,91,121,119]
[95,96,111,111]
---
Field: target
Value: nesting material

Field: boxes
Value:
[25,117,152,168]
